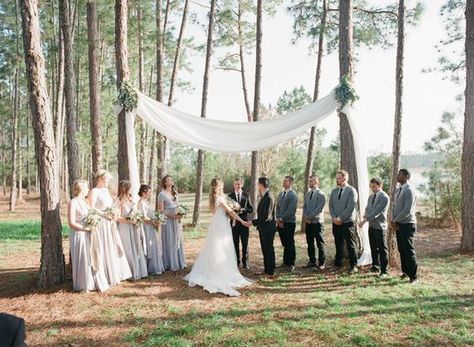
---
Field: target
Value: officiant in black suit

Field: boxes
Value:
[252,177,277,278]
[228,177,253,269]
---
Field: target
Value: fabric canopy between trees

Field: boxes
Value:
[120,86,372,265]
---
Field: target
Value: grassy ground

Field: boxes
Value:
[0,194,473,346]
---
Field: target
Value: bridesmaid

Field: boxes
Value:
[68,180,109,292]
[158,175,186,271]
[88,170,132,286]
[137,184,165,275]
[115,180,148,280]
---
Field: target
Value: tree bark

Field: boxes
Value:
[87,0,103,174]
[54,27,65,165]
[20,0,65,288]
[301,0,327,233]
[115,0,130,182]
[338,0,358,189]
[249,0,264,210]
[9,65,19,211]
[9,0,21,211]
[60,0,80,198]
[461,0,474,251]
[192,0,217,227]
[387,0,405,265]
[26,108,31,195]
[237,0,252,122]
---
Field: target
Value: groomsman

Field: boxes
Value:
[276,176,298,272]
[329,169,359,274]
[252,177,277,278]
[392,169,418,284]
[228,177,253,269]
[303,175,326,270]
[359,178,390,277]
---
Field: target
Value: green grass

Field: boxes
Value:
[0,220,70,240]
[1,218,473,346]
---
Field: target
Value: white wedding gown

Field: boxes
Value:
[184,196,253,296]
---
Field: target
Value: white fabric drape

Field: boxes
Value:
[121,86,371,265]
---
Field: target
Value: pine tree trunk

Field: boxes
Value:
[115,0,130,182]
[237,1,252,122]
[338,0,358,190]
[301,0,327,233]
[249,0,263,210]
[26,108,31,195]
[387,0,405,265]
[60,0,80,198]
[154,0,169,207]
[192,0,217,227]
[18,107,23,201]
[461,0,474,251]
[55,27,65,165]
[20,0,65,288]
[10,0,21,211]
[9,65,19,212]
[87,0,103,174]
[137,0,146,183]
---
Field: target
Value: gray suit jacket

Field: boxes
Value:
[303,188,326,224]
[329,185,358,224]
[364,190,389,230]
[392,183,417,224]
[276,189,298,223]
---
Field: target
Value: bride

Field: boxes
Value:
[184,178,253,297]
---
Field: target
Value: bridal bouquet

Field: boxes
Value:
[225,196,241,211]
[85,210,101,231]
[128,209,145,225]
[104,207,120,220]
[176,205,189,217]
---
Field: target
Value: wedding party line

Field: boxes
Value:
[68,166,418,296]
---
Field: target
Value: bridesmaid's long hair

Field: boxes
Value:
[209,177,223,212]
[117,180,132,207]
[161,175,177,201]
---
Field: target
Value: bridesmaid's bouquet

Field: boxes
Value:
[104,207,120,220]
[129,209,145,225]
[85,210,101,231]
[176,205,189,217]
[153,210,167,227]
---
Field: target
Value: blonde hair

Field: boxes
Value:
[94,169,112,184]
[72,180,89,197]
[209,177,223,212]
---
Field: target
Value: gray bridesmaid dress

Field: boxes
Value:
[158,191,186,271]
[69,197,109,292]
[138,199,165,275]
[116,199,149,280]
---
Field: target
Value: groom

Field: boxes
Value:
[252,177,276,278]
[228,177,253,269]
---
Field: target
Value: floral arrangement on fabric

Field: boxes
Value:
[118,81,138,112]
[225,196,241,212]
[153,210,167,224]
[176,204,189,216]
[104,207,120,220]
[85,210,101,231]
[128,209,145,225]
[335,75,359,111]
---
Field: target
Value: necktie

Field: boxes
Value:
[282,191,287,199]
[372,193,377,205]
[310,191,314,200]
[237,193,241,204]
[396,187,402,199]
[338,188,343,200]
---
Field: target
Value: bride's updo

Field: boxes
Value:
[209,177,224,212]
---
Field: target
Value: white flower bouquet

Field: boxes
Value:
[153,210,167,224]
[176,204,189,217]
[225,196,241,211]
[104,207,120,220]
[85,210,101,231]
[129,209,145,225]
